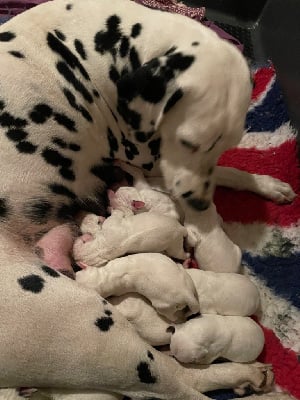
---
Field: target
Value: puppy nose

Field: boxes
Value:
[186,198,210,211]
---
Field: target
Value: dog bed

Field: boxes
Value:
[0,2,299,400]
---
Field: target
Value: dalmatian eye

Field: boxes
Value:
[179,139,199,153]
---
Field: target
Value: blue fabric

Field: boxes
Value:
[243,252,300,310]
[246,79,290,132]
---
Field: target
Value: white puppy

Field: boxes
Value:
[110,161,183,221]
[76,253,199,322]
[170,315,265,364]
[109,293,173,346]
[73,210,188,267]
[187,269,260,316]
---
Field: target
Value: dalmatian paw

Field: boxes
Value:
[234,363,274,396]
[256,175,296,204]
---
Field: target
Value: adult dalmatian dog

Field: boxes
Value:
[0,0,296,399]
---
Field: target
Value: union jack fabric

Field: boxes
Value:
[212,64,300,400]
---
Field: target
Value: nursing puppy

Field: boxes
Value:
[76,253,199,322]
[73,211,188,267]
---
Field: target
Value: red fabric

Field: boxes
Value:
[256,321,300,399]
[251,65,275,102]
[214,139,300,225]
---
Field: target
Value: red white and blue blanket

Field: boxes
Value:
[211,63,300,400]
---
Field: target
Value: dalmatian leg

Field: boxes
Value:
[184,203,242,273]
[215,167,297,204]
[182,362,273,394]
[38,389,123,400]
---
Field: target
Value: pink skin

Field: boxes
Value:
[183,258,199,269]
[18,387,38,398]
[35,223,79,279]
[131,200,145,210]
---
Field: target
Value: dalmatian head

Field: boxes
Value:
[116,25,252,211]
[116,36,251,211]
[158,41,252,212]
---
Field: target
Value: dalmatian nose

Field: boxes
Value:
[186,197,210,211]
[182,192,210,211]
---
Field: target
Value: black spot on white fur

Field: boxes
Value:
[49,183,76,200]
[137,361,157,384]
[0,31,15,42]
[6,128,28,142]
[30,104,53,124]
[54,29,66,41]
[121,132,139,160]
[142,162,153,171]
[16,141,38,154]
[95,316,114,332]
[41,265,60,278]
[0,112,27,128]
[47,32,90,81]
[18,274,45,293]
[131,23,142,38]
[0,198,10,220]
[163,88,183,114]
[74,39,87,60]
[94,15,122,57]
[56,61,92,104]
[148,138,160,156]
[62,87,93,122]
[8,51,25,58]
[23,199,53,223]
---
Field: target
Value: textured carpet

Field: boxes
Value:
[0,2,299,400]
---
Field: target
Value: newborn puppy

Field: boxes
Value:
[187,269,260,316]
[108,186,182,221]
[73,210,188,267]
[111,161,183,220]
[170,315,265,364]
[109,293,173,346]
[75,253,199,322]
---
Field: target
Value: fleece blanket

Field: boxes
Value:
[211,64,300,400]
[0,3,299,400]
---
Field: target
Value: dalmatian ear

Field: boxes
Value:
[116,55,183,142]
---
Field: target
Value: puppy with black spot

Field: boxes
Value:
[170,314,265,365]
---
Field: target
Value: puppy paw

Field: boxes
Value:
[257,176,296,204]
[234,363,274,395]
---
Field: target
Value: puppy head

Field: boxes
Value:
[170,322,209,364]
